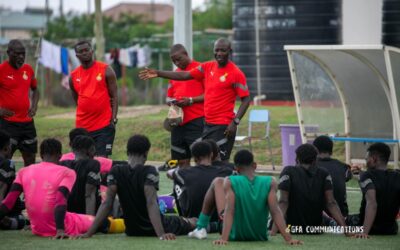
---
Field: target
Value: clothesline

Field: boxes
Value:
[39,39,153,77]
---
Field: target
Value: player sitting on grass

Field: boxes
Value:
[272,144,348,235]
[0,138,120,238]
[204,139,234,171]
[167,141,232,220]
[188,149,302,246]
[347,143,400,238]
[313,135,352,219]
[82,134,197,240]
[61,128,112,174]
[60,135,101,215]
[0,130,26,230]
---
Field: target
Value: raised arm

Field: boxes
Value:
[106,66,118,124]
[268,179,302,245]
[139,68,193,81]
[213,178,234,246]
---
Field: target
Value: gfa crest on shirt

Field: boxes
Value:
[219,73,228,82]
[96,73,102,81]
[22,71,28,80]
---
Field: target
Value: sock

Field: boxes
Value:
[108,217,126,233]
[196,213,210,229]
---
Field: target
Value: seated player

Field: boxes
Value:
[61,128,112,174]
[348,143,400,238]
[0,130,26,230]
[203,139,234,171]
[313,135,352,218]
[62,128,116,206]
[272,144,348,235]
[188,149,302,246]
[82,135,196,240]
[0,138,114,238]
[167,141,232,219]
[60,135,101,215]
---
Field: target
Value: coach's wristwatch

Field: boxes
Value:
[112,118,118,125]
[233,117,240,125]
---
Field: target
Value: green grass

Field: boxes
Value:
[6,105,399,249]
[1,230,399,250]
[15,104,346,166]
[1,173,399,250]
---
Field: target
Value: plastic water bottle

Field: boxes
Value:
[159,200,167,214]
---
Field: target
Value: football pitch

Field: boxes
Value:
[1,173,399,250]
[3,105,399,249]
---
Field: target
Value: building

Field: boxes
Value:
[0,7,48,40]
[103,3,173,24]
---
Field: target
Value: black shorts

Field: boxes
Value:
[162,215,193,235]
[202,123,235,161]
[89,124,116,157]
[0,118,37,154]
[171,117,204,160]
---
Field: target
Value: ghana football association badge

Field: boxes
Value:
[22,71,28,80]
[219,73,228,82]
[96,73,102,81]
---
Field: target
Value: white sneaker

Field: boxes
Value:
[188,228,207,239]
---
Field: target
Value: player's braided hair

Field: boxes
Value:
[313,135,333,154]
[191,141,212,159]
[234,149,254,168]
[72,135,95,154]
[295,144,318,165]
[127,134,151,156]
[40,138,62,156]
[367,143,391,164]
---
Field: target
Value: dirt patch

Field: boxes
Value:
[45,105,168,119]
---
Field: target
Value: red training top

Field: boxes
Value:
[0,61,37,122]
[189,61,249,125]
[167,60,204,125]
[71,61,112,132]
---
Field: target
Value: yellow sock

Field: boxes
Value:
[108,217,125,233]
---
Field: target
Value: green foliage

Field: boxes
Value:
[42,13,172,49]
[44,13,95,43]
[193,0,233,30]
[41,0,233,49]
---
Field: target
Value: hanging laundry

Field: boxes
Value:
[128,45,139,67]
[130,50,138,67]
[68,48,80,70]
[60,47,69,75]
[110,48,121,79]
[39,39,61,73]
[105,53,113,65]
[119,48,132,67]
[137,45,152,68]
